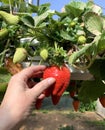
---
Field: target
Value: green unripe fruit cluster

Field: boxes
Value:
[77,35,86,44]
[70,21,76,27]
[0,11,20,25]
[0,28,8,40]
[13,48,27,63]
[40,49,48,60]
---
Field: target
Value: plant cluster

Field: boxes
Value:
[0,0,105,106]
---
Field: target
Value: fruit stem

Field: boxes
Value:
[54,42,57,51]
[8,0,13,14]
[29,51,37,66]
[0,49,9,67]
[39,59,43,65]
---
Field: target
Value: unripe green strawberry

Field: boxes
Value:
[40,49,48,60]
[0,11,19,25]
[70,21,76,27]
[13,48,27,63]
[0,28,8,40]
[77,35,86,44]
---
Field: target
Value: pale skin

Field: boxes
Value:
[0,65,55,130]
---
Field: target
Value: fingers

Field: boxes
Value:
[28,78,56,99]
[16,65,46,81]
[37,94,45,99]
[27,79,36,88]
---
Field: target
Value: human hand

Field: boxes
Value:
[0,65,55,130]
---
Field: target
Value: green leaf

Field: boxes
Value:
[28,3,38,13]
[0,91,5,101]
[1,0,13,4]
[36,23,46,28]
[0,82,8,92]
[86,1,102,15]
[1,0,24,5]
[0,67,11,92]
[102,17,105,30]
[89,59,105,80]
[60,30,75,41]
[84,12,103,35]
[89,59,102,78]
[100,60,105,80]
[65,1,86,17]
[0,67,11,83]
[37,3,51,15]
[97,31,105,52]
[0,41,6,52]
[21,15,35,27]
[17,1,28,12]
[78,80,105,103]
[34,10,55,27]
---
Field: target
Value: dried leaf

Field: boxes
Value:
[5,58,23,75]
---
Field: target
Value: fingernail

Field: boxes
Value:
[48,78,56,84]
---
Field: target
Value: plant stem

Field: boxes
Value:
[9,0,13,14]
[28,51,37,66]
[73,58,95,71]
[0,39,10,67]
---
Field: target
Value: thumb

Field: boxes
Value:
[28,78,55,99]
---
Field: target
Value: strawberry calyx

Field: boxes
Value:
[47,42,68,66]
[37,41,68,67]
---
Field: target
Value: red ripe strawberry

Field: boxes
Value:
[99,96,105,107]
[72,99,80,111]
[70,91,75,98]
[43,65,71,105]
[35,99,43,109]
[51,95,61,105]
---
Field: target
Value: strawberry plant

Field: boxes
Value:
[0,0,105,108]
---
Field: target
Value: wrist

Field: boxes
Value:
[0,105,18,130]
